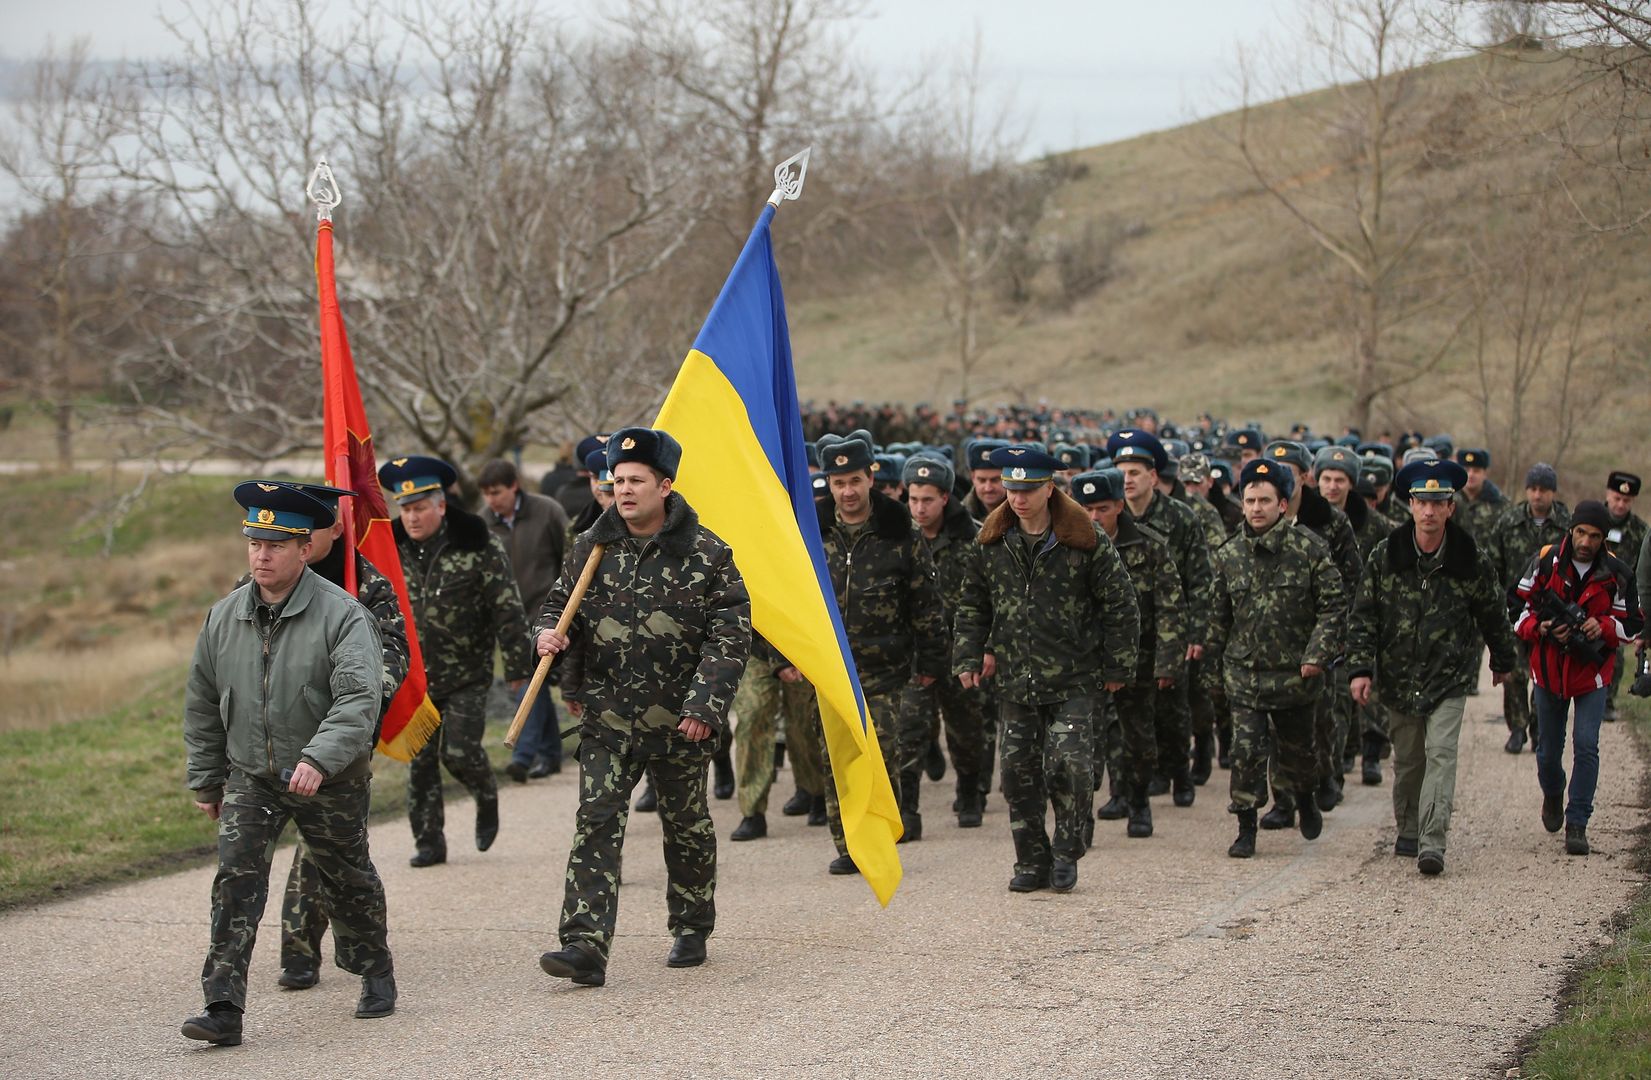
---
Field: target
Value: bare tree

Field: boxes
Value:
[0,40,133,467]
[1221,0,1476,434]
[102,0,713,480]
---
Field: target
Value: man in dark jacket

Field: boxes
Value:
[479,457,571,781]
[181,482,393,1045]
[814,430,946,863]
[954,445,1139,894]
[382,455,536,868]
[1454,448,1506,544]
[1601,471,1646,722]
[534,427,751,984]
[1513,499,1641,856]
[1350,460,1518,876]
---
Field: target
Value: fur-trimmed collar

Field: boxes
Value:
[977,488,1098,551]
[1295,485,1337,531]
[586,490,701,557]
[1383,517,1481,579]
[1110,510,1150,548]
[1341,489,1369,531]
[393,503,492,552]
[815,487,913,542]
[940,497,980,541]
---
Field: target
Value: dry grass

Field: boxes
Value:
[0,635,198,733]
[787,50,1650,496]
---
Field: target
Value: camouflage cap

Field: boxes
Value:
[1178,451,1212,484]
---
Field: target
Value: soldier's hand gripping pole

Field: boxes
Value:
[505,543,605,749]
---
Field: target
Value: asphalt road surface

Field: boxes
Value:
[2,672,1645,1079]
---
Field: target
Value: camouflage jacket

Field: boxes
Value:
[1349,518,1519,715]
[1187,491,1229,550]
[1454,480,1507,546]
[537,492,751,747]
[394,506,536,698]
[816,489,948,696]
[1134,489,1214,643]
[1111,513,1187,684]
[1488,499,1572,595]
[1606,510,1647,585]
[919,497,982,635]
[1295,485,1362,610]
[953,490,1140,705]
[1341,491,1392,558]
[237,545,409,715]
[1207,518,1346,709]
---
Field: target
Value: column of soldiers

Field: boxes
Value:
[182,413,1646,1035]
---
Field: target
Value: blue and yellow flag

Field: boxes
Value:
[654,204,903,905]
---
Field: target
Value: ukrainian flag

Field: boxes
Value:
[653,204,903,905]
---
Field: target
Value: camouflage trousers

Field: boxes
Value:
[409,682,497,852]
[897,676,989,814]
[1189,660,1218,739]
[1503,642,1534,733]
[560,728,716,961]
[822,688,904,857]
[1228,703,1317,813]
[1101,684,1156,796]
[1000,695,1096,873]
[732,656,823,817]
[783,679,825,797]
[203,771,390,1010]
[1151,667,1192,781]
[279,837,328,973]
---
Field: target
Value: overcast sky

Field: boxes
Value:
[1,0,1281,152]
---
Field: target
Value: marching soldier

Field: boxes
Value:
[814,430,946,864]
[1109,428,1212,808]
[1350,460,1518,875]
[1175,451,1227,785]
[1207,460,1346,859]
[1488,463,1571,753]
[181,482,394,1045]
[382,455,536,867]
[1453,449,1506,544]
[1070,468,1184,840]
[954,446,1139,894]
[535,428,751,985]
[268,483,409,992]
[962,437,1010,519]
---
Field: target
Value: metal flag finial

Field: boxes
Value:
[307,158,342,221]
[767,146,811,208]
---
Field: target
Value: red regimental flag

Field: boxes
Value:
[317,218,442,761]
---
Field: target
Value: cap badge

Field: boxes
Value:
[621,436,637,450]
[1273,447,1287,457]
[1257,464,1269,473]
[256,508,276,524]
[1010,467,1027,480]
[1120,432,1134,440]
[257,483,279,492]
[917,466,930,477]
[1083,483,1095,494]
[834,454,848,467]
[1424,479,1440,490]
[399,480,415,494]
[1008,448,1025,456]
[1621,482,1631,493]
[391,458,408,467]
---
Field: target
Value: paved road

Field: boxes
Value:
[1,674,1645,1079]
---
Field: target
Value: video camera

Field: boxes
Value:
[1538,591,1609,667]
[1631,646,1651,699]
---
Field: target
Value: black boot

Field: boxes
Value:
[898,769,922,843]
[1504,725,1527,754]
[1147,774,1170,797]
[409,844,446,869]
[1541,792,1563,833]
[781,788,812,816]
[1191,731,1214,786]
[1361,734,1384,786]
[731,813,767,841]
[1216,723,1233,769]
[1565,822,1589,855]
[957,781,983,828]
[540,944,606,987]
[635,783,659,812]
[1172,767,1195,808]
[475,794,499,852]
[1296,789,1323,840]
[807,794,827,826]
[774,741,787,769]
[1228,809,1257,858]
[1096,793,1130,820]
[355,971,397,1019]
[924,738,946,782]
[181,1004,243,1046]
[1314,775,1342,813]
[1127,789,1153,839]
[1259,799,1294,830]
[712,748,735,801]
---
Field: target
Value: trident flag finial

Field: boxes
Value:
[307,159,342,222]
[767,147,811,208]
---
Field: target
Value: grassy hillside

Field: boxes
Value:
[788,49,1651,495]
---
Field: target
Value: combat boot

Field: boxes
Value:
[540,943,606,987]
[898,812,922,843]
[1228,810,1257,859]
[924,738,946,782]
[1008,868,1049,893]
[828,854,858,876]
[635,783,659,812]
[1361,734,1384,786]
[1190,731,1214,786]
[1126,790,1153,839]
[957,784,984,829]
[1565,823,1590,856]
[1172,767,1195,808]
[781,788,812,817]
[1314,775,1342,813]
[1296,790,1323,840]
[712,747,735,800]
[409,844,446,869]
[667,933,707,968]
[807,794,827,826]
[181,1003,243,1046]
[730,814,767,841]
[1147,773,1170,797]
[1503,726,1527,754]
[475,793,499,852]
[355,971,397,1019]
[1096,781,1129,819]
[277,965,318,990]
[1541,792,1563,834]
[1050,859,1078,893]
[1259,801,1294,831]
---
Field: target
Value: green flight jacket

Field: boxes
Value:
[184,568,385,803]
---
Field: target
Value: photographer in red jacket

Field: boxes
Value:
[1513,500,1642,856]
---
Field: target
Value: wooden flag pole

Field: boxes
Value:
[504,543,605,749]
